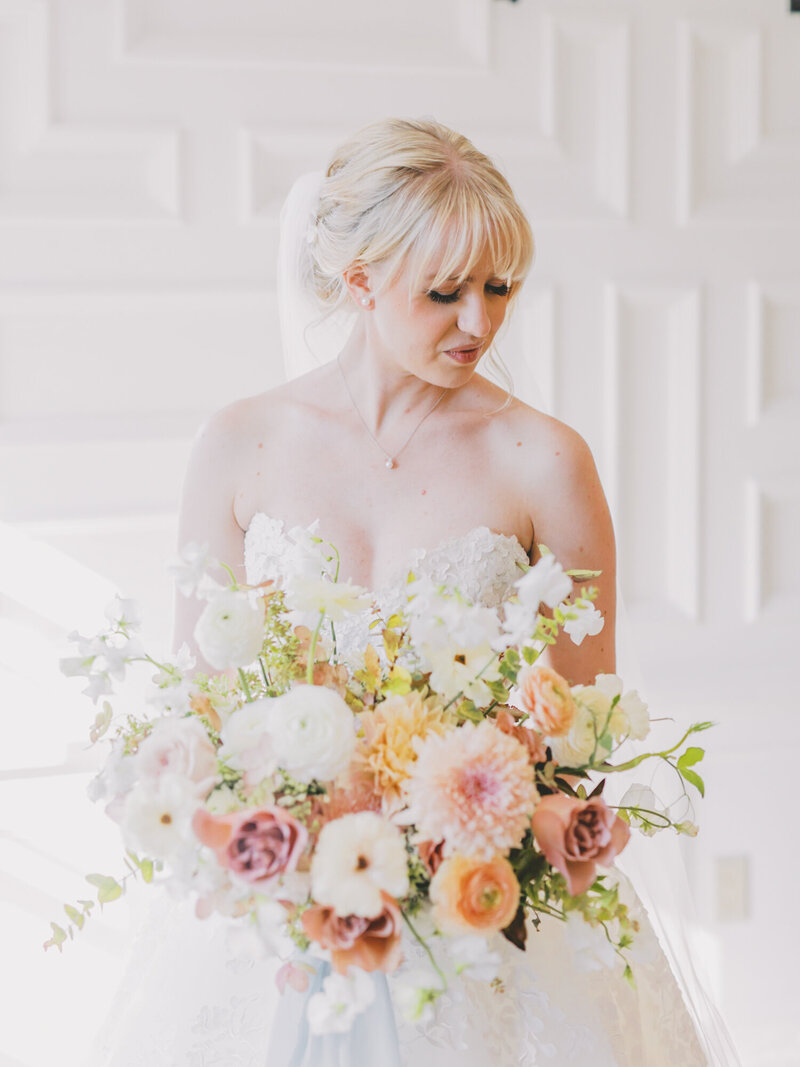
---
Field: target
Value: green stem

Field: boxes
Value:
[599,723,700,774]
[306,611,325,685]
[401,911,448,988]
[219,561,239,587]
[237,668,253,702]
[258,656,270,690]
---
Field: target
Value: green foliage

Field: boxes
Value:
[677,746,706,797]
[86,872,123,904]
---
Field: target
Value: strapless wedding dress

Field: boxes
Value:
[89,515,708,1066]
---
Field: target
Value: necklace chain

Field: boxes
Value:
[336,355,448,470]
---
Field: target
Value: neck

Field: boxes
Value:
[336,321,451,436]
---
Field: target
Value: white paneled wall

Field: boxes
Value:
[1,2,798,1064]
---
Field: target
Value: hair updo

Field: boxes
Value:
[309,117,535,312]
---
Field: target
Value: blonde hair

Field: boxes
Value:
[310,118,535,408]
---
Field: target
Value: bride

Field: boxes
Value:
[93,118,728,1065]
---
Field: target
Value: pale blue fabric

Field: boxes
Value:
[267,960,402,1067]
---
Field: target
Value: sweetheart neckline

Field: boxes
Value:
[244,511,531,593]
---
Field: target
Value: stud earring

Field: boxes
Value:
[360,297,371,308]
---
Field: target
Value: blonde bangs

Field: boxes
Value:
[382,171,534,300]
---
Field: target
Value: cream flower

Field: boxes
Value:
[194,589,265,670]
[219,698,277,785]
[593,674,650,741]
[135,715,219,796]
[311,811,409,918]
[427,641,504,709]
[285,575,372,621]
[121,774,198,861]
[266,685,355,783]
[560,597,605,646]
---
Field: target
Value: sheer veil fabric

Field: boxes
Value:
[277,169,741,1067]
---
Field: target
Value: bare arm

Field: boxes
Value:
[173,402,249,672]
[528,425,616,686]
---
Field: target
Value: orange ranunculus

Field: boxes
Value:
[515,665,576,737]
[531,793,630,896]
[430,854,520,935]
[301,892,403,975]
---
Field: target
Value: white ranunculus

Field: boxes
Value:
[121,773,199,861]
[311,811,409,918]
[619,783,667,836]
[219,698,277,785]
[194,589,265,670]
[266,685,355,784]
[514,554,572,610]
[136,715,219,796]
[307,968,376,1035]
[560,598,605,646]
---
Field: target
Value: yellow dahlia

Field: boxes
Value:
[357,690,453,812]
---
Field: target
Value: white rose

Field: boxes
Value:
[194,589,265,670]
[219,698,277,785]
[311,811,409,918]
[267,685,355,783]
[136,716,219,796]
[594,674,650,741]
[548,703,599,766]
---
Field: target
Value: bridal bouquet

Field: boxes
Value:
[50,532,710,1034]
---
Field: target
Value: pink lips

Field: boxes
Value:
[444,345,482,365]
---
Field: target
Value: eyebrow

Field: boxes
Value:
[424,274,472,283]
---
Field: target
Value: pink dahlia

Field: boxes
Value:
[404,721,538,860]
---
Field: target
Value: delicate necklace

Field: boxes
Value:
[336,354,448,470]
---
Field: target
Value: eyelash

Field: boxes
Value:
[427,283,512,304]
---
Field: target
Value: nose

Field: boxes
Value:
[457,290,492,340]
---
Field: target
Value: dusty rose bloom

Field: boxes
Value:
[417,839,446,877]
[495,708,548,764]
[531,794,630,896]
[322,768,383,821]
[193,806,307,884]
[515,665,576,737]
[301,892,403,974]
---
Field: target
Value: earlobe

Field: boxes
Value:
[342,264,374,310]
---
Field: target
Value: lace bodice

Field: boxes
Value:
[244,513,531,660]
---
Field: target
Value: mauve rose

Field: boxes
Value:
[495,708,547,764]
[531,794,630,896]
[193,806,307,884]
[301,892,403,974]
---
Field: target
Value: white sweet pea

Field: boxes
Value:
[563,911,617,971]
[619,784,668,836]
[194,589,265,670]
[266,685,355,784]
[514,554,572,610]
[426,642,503,709]
[311,812,409,918]
[449,936,502,981]
[393,968,445,1025]
[307,968,376,1035]
[148,678,195,716]
[82,671,114,704]
[560,598,605,646]
[497,600,540,650]
[285,575,372,621]
[104,595,142,630]
[167,541,211,598]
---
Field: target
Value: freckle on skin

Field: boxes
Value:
[257,442,263,449]
[421,489,427,495]
[516,441,522,447]
[555,451,560,456]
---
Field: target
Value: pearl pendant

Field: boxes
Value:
[385,457,397,469]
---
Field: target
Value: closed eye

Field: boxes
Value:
[426,282,512,304]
